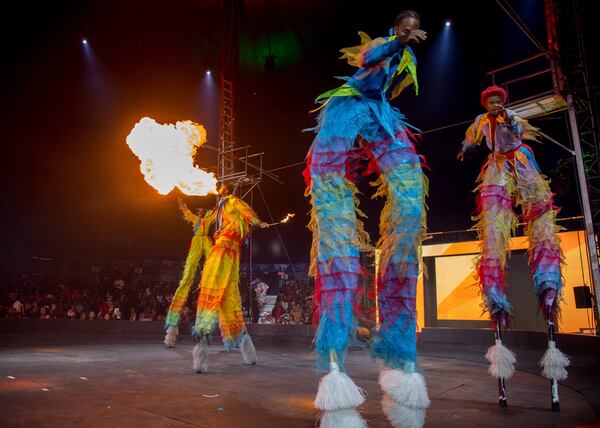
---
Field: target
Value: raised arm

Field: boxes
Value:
[361,30,427,68]
[178,199,198,225]
[360,38,402,67]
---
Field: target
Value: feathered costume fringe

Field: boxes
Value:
[379,367,430,428]
[192,233,246,343]
[192,339,209,373]
[193,196,260,346]
[165,235,212,330]
[315,360,367,428]
[539,340,570,381]
[473,147,564,325]
[369,166,428,370]
[305,95,427,373]
[485,338,516,379]
[307,31,428,426]
[165,207,215,332]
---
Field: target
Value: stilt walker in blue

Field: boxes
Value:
[304,10,430,428]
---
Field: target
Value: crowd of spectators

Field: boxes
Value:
[0,270,178,322]
[0,268,315,325]
[264,279,314,325]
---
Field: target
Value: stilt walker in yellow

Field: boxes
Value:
[164,199,216,347]
[192,183,268,373]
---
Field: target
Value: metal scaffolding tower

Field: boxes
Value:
[491,0,600,331]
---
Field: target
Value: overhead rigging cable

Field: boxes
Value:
[257,183,296,275]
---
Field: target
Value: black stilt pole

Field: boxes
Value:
[547,308,561,412]
[495,323,508,408]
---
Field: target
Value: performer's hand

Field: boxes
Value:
[258,222,269,229]
[456,150,465,161]
[399,29,427,45]
[494,106,509,121]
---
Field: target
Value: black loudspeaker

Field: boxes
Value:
[573,286,593,308]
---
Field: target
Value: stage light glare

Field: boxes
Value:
[445,21,451,27]
[82,38,88,45]
[206,70,211,76]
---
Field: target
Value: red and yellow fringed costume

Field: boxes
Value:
[193,194,263,348]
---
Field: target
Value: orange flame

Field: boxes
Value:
[281,213,295,223]
[126,117,217,196]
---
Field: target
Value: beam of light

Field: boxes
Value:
[434,21,456,67]
[420,18,459,118]
[196,68,218,153]
[81,35,114,114]
[126,117,217,196]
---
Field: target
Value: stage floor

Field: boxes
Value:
[0,341,598,427]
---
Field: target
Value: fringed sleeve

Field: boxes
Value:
[512,114,541,142]
[234,197,261,226]
[461,116,485,154]
[339,32,400,69]
[181,205,198,225]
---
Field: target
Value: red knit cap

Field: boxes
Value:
[480,85,507,106]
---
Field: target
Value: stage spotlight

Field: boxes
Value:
[445,20,451,27]
[206,70,211,76]
[82,38,88,45]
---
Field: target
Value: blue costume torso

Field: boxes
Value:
[345,38,416,101]
[315,34,418,106]
[311,34,419,139]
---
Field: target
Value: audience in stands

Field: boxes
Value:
[0,269,315,325]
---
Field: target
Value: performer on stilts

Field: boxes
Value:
[305,10,430,428]
[164,199,216,347]
[458,85,570,410]
[191,183,269,373]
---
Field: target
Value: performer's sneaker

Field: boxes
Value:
[192,333,210,373]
